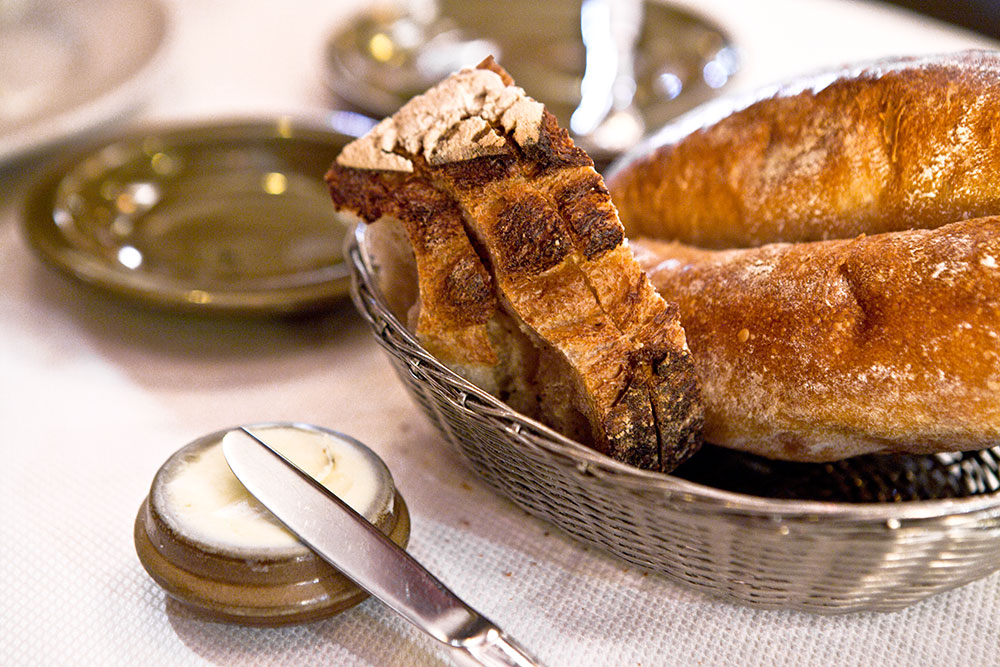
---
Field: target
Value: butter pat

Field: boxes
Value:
[154,424,394,555]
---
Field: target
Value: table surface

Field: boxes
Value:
[3,1,1000,665]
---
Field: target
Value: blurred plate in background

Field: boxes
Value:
[323,0,739,163]
[0,0,169,162]
[21,117,361,316]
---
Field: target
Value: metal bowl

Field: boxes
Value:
[323,0,739,163]
[347,222,1000,613]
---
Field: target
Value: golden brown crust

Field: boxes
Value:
[609,51,1000,249]
[634,218,1000,461]
[327,57,703,472]
[610,50,1000,461]
[544,169,624,259]
[423,156,697,470]
[468,59,702,469]
[325,165,498,368]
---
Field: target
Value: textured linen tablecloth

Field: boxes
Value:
[2,1,999,665]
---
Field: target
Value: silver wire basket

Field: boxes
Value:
[347,222,1000,613]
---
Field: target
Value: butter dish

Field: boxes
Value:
[134,422,409,625]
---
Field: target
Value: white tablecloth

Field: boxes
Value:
[3,1,1000,665]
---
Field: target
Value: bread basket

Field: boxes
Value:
[347,222,1000,613]
[344,52,1000,612]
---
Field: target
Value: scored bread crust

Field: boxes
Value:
[326,163,501,389]
[609,51,1000,249]
[633,218,1000,461]
[608,51,1000,461]
[327,58,702,472]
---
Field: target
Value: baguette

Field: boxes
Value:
[609,51,1000,248]
[609,51,1000,461]
[633,218,1000,461]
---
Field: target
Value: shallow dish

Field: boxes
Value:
[0,0,169,162]
[324,0,738,161]
[22,117,357,316]
[348,222,1000,613]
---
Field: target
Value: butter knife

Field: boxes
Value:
[222,427,542,667]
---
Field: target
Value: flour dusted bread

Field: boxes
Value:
[633,218,1000,461]
[610,51,1000,461]
[328,58,702,471]
[610,51,1000,248]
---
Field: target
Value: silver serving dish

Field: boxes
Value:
[324,0,739,163]
[347,219,1000,614]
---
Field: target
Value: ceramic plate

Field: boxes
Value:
[0,0,169,161]
[21,117,359,316]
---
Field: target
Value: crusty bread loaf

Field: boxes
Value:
[327,161,503,393]
[609,51,1000,461]
[328,58,702,471]
[609,51,1000,248]
[633,217,1000,461]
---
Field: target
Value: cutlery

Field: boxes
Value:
[222,427,542,667]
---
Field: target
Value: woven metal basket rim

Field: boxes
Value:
[348,223,1000,525]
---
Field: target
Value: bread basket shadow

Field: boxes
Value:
[347,222,1000,613]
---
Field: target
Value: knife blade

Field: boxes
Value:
[222,427,542,667]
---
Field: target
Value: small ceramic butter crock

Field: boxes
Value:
[135,422,409,625]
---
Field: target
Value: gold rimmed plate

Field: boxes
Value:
[21,116,365,316]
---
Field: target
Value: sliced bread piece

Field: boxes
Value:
[327,58,703,471]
